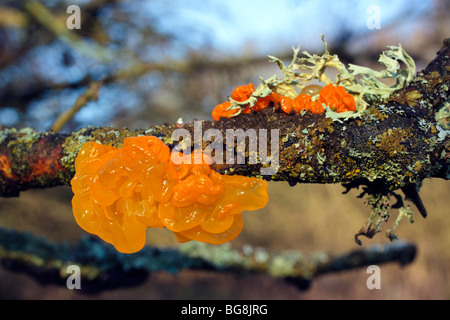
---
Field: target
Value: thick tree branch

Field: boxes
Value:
[0,40,448,198]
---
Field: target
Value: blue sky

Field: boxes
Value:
[150,0,432,55]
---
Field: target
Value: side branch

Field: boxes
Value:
[0,226,416,292]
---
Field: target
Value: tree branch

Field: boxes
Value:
[0,225,416,293]
[0,40,448,198]
[50,80,103,132]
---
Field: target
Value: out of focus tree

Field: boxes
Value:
[1,0,447,132]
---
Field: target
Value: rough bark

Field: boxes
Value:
[0,40,448,198]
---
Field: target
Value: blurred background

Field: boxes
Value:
[0,0,449,299]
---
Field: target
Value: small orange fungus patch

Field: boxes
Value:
[317,83,356,113]
[0,155,14,179]
[211,83,356,120]
[71,136,268,253]
[211,102,238,121]
[231,82,255,102]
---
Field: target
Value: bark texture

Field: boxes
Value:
[0,40,448,198]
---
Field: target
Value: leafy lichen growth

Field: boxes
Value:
[351,186,416,245]
[264,35,415,112]
[223,36,416,122]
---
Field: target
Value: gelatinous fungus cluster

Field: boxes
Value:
[71,136,268,253]
[212,83,356,121]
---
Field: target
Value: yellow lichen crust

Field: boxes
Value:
[71,136,268,253]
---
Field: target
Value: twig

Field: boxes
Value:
[50,80,103,132]
[23,0,114,62]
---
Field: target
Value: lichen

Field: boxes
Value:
[324,107,362,123]
[265,35,415,112]
[436,100,450,130]
[0,128,18,145]
[217,36,415,120]
[376,128,408,157]
[352,186,416,245]
[60,127,90,168]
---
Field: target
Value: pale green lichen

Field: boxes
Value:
[324,106,363,123]
[437,125,450,141]
[179,242,309,279]
[0,128,41,150]
[60,127,90,167]
[15,128,40,145]
[435,100,450,131]
[0,128,18,145]
[224,35,416,118]
[268,251,304,278]
[266,35,415,110]
[387,205,415,242]
[346,44,416,105]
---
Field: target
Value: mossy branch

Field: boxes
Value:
[0,43,448,195]
[0,40,448,199]
[0,226,416,293]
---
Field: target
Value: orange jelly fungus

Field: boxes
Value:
[211,83,356,120]
[211,101,238,121]
[71,136,268,253]
[317,83,356,113]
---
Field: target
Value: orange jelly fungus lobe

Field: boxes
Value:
[318,83,356,113]
[231,83,255,114]
[231,82,255,102]
[211,82,356,120]
[211,101,238,121]
[71,136,269,253]
[294,94,324,114]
